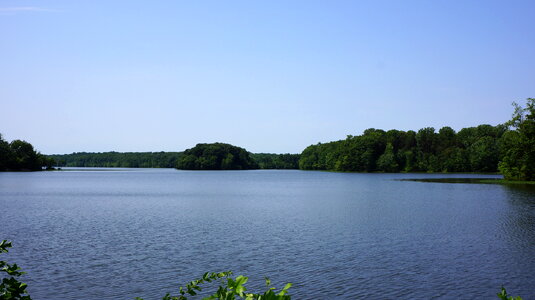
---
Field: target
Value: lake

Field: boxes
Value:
[0,169,534,299]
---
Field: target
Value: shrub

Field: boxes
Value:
[135,271,291,300]
[0,240,31,300]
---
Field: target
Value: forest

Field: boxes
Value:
[299,125,505,173]
[48,151,183,168]
[299,99,534,180]
[250,153,300,169]
[0,134,54,171]
[5,99,534,180]
[48,151,300,169]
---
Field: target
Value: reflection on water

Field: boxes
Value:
[399,177,503,184]
[503,184,535,201]
[0,170,534,299]
[500,184,535,255]
[401,177,535,188]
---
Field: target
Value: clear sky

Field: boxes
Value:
[1,0,534,154]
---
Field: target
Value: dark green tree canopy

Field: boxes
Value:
[176,143,258,170]
[250,153,300,169]
[499,98,535,180]
[48,151,183,168]
[0,134,54,171]
[299,123,507,174]
[298,99,534,179]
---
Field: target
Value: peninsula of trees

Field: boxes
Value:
[0,134,54,171]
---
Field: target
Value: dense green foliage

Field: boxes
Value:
[0,241,31,300]
[48,151,183,168]
[498,99,535,181]
[136,271,291,300]
[47,151,300,170]
[250,153,300,169]
[15,99,535,180]
[299,125,507,173]
[0,134,54,171]
[299,99,535,179]
[177,143,258,170]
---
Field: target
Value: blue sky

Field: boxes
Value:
[1,0,534,154]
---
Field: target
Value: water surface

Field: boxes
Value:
[0,169,533,299]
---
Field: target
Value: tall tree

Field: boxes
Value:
[377,143,399,172]
[499,98,535,180]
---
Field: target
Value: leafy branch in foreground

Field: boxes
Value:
[0,240,31,300]
[497,287,522,300]
[135,271,292,300]
[0,240,525,300]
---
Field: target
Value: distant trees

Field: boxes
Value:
[176,143,258,170]
[0,134,54,171]
[47,151,300,170]
[298,98,535,180]
[299,124,508,173]
[48,152,183,168]
[250,153,300,169]
[17,98,533,180]
[498,98,535,180]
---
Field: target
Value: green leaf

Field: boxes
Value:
[235,275,248,286]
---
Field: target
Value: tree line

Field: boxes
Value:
[299,125,505,173]
[47,150,301,170]
[5,99,533,180]
[250,153,300,169]
[299,99,534,180]
[0,134,54,171]
[48,151,183,168]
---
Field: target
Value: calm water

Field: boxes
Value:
[0,169,534,299]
